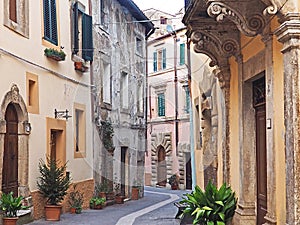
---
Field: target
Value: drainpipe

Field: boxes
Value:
[187,37,196,189]
[173,32,179,156]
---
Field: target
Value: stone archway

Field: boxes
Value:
[0,84,31,198]
[151,132,172,186]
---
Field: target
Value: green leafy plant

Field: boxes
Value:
[180,181,237,225]
[0,192,29,217]
[168,174,179,186]
[89,197,105,207]
[44,48,66,61]
[68,184,84,213]
[101,120,115,152]
[37,157,71,205]
[95,180,109,194]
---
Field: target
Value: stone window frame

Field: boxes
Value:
[154,84,167,118]
[26,72,40,114]
[73,103,86,159]
[4,0,29,38]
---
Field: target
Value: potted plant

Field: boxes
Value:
[95,180,109,199]
[168,174,179,190]
[89,197,106,210]
[114,183,125,204]
[37,157,71,221]
[0,192,29,225]
[100,120,115,155]
[180,181,237,225]
[68,184,84,214]
[44,48,66,61]
[74,61,89,72]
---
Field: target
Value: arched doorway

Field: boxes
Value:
[157,146,167,186]
[2,103,18,195]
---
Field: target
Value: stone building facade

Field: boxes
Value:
[0,0,95,220]
[184,0,300,224]
[91,0,154,197]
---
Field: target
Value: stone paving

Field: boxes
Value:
[26,186,190,225]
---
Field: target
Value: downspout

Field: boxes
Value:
[187,37,196,189]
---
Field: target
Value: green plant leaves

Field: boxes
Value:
[180,181,237,225]
[0,192,29,217]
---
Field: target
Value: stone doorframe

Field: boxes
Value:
[0,84,31,197]
[151,132,172,186]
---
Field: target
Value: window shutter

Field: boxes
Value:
[180,43,185,65]
[43,0,58,45]
[153,52,157,72]
[162,48,166,69]
[158,93,165,117]
[185,87,190,113]
[73,2,79,54]
[82,13,93,61]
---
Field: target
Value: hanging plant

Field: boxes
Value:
[100,120,115,154]
[44,48,66,61]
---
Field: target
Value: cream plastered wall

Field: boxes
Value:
[271,18,286,224]
[228,56,240,197]
[1,0,93,192]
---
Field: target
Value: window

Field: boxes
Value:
[121,72,129,109]
[4,0,29,37]
[137,82,143,113]
[103,63,111,104]
[153,48,166,72]
[136,37,143,55]
[74,103,86,158]
[43,0,58,45]
[9,0,17,22]
[160,16,167,24]
[179,43,185,65]
[73,2,93,61]
[157,93,165,117]
[100,0,107,28]
[26,72,39,114]
[184,86,190,113]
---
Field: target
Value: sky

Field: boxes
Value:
[132,0,184,15]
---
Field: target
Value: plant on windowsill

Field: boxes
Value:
[74,61,89,72]
[37,157,71,221]
[44,48,66,61]
[68,184,84,214]
[0,192,29,225]
[180,181,237,225]
[100,120,115,155]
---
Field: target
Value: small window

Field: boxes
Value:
[156,48,166,71]
[9,0,17,22]
[43,0,58,45]
[100,0,107,27]
[103,63,111,104]
[179,43,185,65]
[184,86,190,113]
[153,52,157,72]
[157,93,165,117]
[160,16,167,25]
[26,72,39,114]
[137,83,143,113]
[136,37,142,55]
[121,72,129,109]
[74,103,86,158]
[73,2,93,61]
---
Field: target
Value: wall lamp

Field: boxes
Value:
[54,109,72,120]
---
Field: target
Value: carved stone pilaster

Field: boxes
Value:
[275,13,300,225]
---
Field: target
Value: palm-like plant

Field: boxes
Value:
[180,181,237,225]
[0,192,28,217]
[37,157,71,205]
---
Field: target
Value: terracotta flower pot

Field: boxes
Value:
[70,207,76,214]
[45,205,62,221]
[131,188,139,200]
[115,195,125,204]
[3,217,18,225]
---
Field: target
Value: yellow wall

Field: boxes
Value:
[228,56,240,197]
[241,35,264,62]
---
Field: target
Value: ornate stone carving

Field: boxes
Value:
[151,132,172,155]
[263,0,278,15]
[207,2,265,36]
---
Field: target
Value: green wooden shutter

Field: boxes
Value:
[162,48,166,69]
[158,93,165,117]
[153,52,157,72]
[82,13,93,61]
[180,43,185,65]
[73,2,79,54]
[185,87,190,113]
[43,0,58,45]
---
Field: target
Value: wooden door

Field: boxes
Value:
[157,146,166,186]
[2,103,18,195]
[121,147,129,197]
[50,130,57,161]
[253,76,267,225]
[186,155,192,189]
[255,105,267,224]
